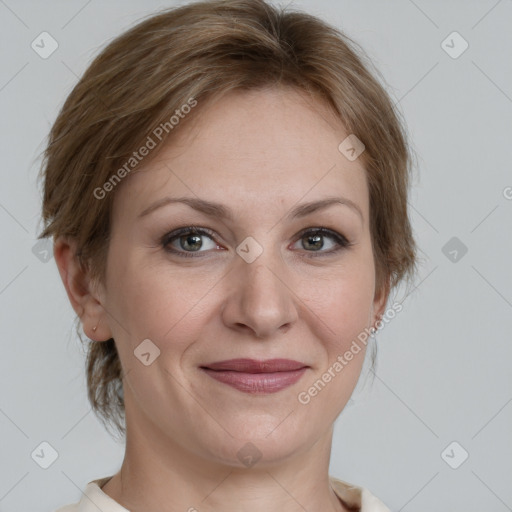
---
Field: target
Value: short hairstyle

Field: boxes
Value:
[37,0,417,437]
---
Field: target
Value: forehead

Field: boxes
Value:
[112,87,369,224]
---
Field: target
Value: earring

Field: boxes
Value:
[92,323,98,332]
[369,326,377,337]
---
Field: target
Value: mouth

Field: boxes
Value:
[199,358,309,394]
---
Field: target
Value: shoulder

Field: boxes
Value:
[54,505,79,512]
[329,475,392,512]
[53,476,122,512]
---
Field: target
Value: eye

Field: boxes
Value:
[161,226,351,259]
[161,226,221,258]
[291,227,351,256]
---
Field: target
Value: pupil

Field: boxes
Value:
[182,234,202,251]
[305,234,322,250]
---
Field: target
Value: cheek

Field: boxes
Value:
[296,265,374,417]
[329,278,373,335]
[303,250,376,345]
[107,252,220,353]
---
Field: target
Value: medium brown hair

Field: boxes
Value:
[37,0,417,437]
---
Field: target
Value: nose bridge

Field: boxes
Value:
[222,238,298,338]
[239,245,287,310]
[236,232,282,284]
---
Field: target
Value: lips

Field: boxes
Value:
[200,358,309,394]
[201,358,307,373]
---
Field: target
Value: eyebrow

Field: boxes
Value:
[137,195,363,222]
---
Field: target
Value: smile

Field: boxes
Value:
[200,358,309,394]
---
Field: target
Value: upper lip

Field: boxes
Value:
[201,358,308,373]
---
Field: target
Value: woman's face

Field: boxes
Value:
[98,86,387,466]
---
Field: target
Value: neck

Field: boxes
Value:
[102,402,349,512]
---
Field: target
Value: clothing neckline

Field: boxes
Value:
[78,474,390,512]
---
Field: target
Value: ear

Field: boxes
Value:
[371,276,391,330]
[53,236,112,341]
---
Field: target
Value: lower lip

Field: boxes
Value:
[201,367,308,394]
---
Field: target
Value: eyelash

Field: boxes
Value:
[160,226,352,259]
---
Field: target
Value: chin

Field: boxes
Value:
[198,417,315,468]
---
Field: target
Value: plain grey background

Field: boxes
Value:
[1,0,511,511]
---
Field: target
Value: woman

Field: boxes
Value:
[38,0,417,510]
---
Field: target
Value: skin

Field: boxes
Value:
[55,86,389,512]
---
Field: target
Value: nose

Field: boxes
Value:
[221,251,299,340]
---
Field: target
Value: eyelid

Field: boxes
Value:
[294,226,350,245]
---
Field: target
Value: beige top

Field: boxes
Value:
[55,475,391,511]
